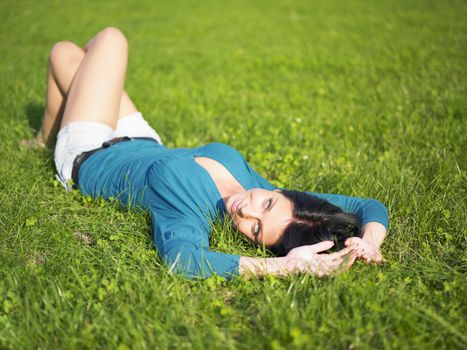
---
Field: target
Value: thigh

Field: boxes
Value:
[49,40,139,119]
[60,27,128,130]
[49,41,85,96]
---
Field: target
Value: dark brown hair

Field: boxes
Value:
[268,190,362,256]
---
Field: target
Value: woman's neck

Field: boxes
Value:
[194,156,246,205]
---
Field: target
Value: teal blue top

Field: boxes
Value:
[79,140,389,279]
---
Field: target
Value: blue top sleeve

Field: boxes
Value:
[305,192,389,231]
[151,210,240,280]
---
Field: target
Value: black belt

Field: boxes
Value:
[71,136,158,189]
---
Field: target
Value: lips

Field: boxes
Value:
[232,197,244,213]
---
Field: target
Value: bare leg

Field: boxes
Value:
[60,27,128,129]
[37,60,67,147]
[37,29,138,147]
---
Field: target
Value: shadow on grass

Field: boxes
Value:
[25,102,45,132]
[23,102,57,174]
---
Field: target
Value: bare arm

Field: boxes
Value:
[361,222,387,248]
[239,241,357,278]
[239,256,294,278]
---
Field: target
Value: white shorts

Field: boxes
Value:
[54,112,162,190]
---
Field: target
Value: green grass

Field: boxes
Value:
[0,0,466,348]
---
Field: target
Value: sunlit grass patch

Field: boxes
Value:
[0,0,465,348]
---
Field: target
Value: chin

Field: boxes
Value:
[225,196,234,214]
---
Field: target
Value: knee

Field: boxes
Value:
[95,27,128,51]
[49,41,84,67]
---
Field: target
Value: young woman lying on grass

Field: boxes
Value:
[33,27,389,280]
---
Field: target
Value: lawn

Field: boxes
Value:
[0,0,465,349]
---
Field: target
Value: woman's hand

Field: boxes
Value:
[239,241,358,279]
[345,237,384,263]
[286,241,357,277]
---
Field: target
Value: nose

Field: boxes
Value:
[238,204,259,219]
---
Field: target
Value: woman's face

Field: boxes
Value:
[226,189,294,246]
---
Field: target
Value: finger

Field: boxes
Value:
[327,258,343,268]
[330,247,352,257]
[334,252,357,272]
[310,241,335,253]
[318,248,358,267]
[361,250,375,258]
[332,246,356,259]
[359,253,383,264]
[345,237,361,246]
[326,256,352,276]
[359,252,371,260]
[317,257,342,271]
[372,255,384,264]
[326,251,344,260]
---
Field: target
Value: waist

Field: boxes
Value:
[71,137,159,189]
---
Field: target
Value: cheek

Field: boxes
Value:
[260,229,280,246]
[236,220,252,239]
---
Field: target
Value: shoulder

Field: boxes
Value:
[198,142,246,162]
